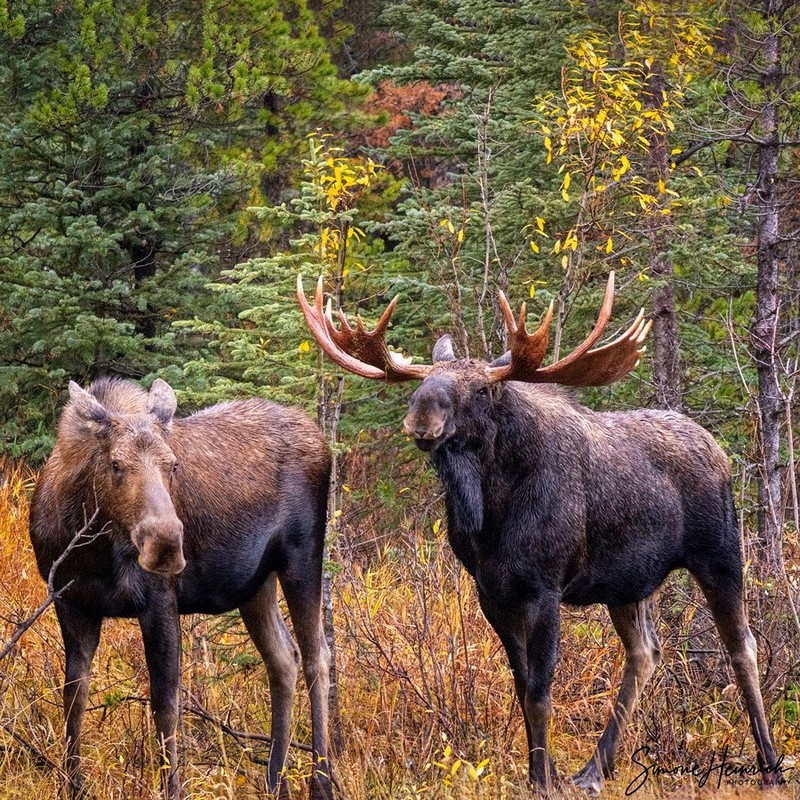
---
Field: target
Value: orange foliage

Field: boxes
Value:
[0,457,795,798]
[360,80,453,150]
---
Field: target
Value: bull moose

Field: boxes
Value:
[29,378,333,799]
[298,272,781,793]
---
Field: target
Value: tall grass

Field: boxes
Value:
[0,457,796,799]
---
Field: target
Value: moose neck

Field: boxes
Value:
[428,384,548,569]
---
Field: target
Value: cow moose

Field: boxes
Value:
[29,378,333,799]
[298,273,781,793]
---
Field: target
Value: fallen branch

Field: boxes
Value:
[0,722,65,776]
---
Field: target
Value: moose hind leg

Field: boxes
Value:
[56,603,102,798]
[692,569,781,782]
[573,600,661,796]
[280,570,332,800]
[240,574,300,798]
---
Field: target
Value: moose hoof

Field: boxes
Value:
[571,764,602,796]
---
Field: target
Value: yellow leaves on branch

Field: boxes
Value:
[303,134,383,273]
[439,217,467,244]
[319,155,380,212]
[304,133,382,215]
[531,1,715,262]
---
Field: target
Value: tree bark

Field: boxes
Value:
[644,64,683,412]
[751,3,783,560]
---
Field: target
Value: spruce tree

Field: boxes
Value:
[0,0,357,460]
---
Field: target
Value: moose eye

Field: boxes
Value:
[476,387,489,398]
[111,460,121,473]
[172,462,179,474]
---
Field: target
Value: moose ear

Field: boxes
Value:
[68,381,110,425]
[432,334,456,363]
[147,379,177,426]
[489,351,511,368]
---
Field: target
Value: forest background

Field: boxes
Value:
[0,0,798,797]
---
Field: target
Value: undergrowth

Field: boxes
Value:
[0,457,797,799]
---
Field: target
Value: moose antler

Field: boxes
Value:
[487,272,651,386]
[296,275,432,382]
[298,272,650,387]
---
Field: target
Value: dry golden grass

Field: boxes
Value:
[0,458,797,799]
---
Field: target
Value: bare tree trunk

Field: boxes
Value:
[650,239,683,411]
[316,244,347,756]
[323,376,345,757]
[645,64,683,412]
[751,6,783,561]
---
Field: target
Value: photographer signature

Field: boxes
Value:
[626,745,792,795]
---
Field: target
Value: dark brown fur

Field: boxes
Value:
[400,344,782,793]
[30,378,333,799]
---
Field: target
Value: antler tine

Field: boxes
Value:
[497,291,518,335]
[518,302,528,334]
[488,296,554,383]
[487,272,649,386]
[297,275,432,383]
[375,296,399,335]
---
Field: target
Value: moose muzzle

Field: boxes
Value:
[132,515,186,576]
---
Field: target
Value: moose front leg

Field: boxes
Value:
[56,602,102,798]
[139,594,182,799]
[522,592,561,789]
[477,593,531,749]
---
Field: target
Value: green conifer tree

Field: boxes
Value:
[0,0,358,460]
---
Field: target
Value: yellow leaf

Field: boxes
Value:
[553,239,562,254]
[433,518,442,535]
[529,284,536,298]
[530,240,540,253]
[561,254,568,269]
[657,178,665,194]
[605,237,613,253]
[457,228,464,243]
[439,218,448,227]
[563,172,571,191]
[299,340,311,353]
[536,216,545,232]
[447,220,455,234]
